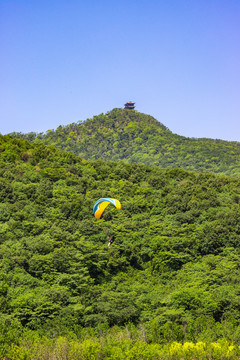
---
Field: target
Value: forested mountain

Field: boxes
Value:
[9,108,240,177]
[1,134,240,358]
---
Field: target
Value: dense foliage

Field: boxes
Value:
[1,133,240,358]
[9,108,240,176]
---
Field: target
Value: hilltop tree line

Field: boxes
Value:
[9,108,240,177]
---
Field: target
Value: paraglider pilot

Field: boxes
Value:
[108,236,115,248]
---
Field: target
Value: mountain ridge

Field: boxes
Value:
[8,108,240,176]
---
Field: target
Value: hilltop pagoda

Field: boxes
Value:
[124,101,135,110]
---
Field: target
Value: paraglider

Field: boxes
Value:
[93,198,121,219]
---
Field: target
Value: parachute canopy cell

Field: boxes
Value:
[93,198,121,219]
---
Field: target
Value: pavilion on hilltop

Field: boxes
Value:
[124,101,135,110]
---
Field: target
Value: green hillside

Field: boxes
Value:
[1,134,240,357]
[9,108,240,176]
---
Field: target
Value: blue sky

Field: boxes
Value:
[1,0,240,141]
